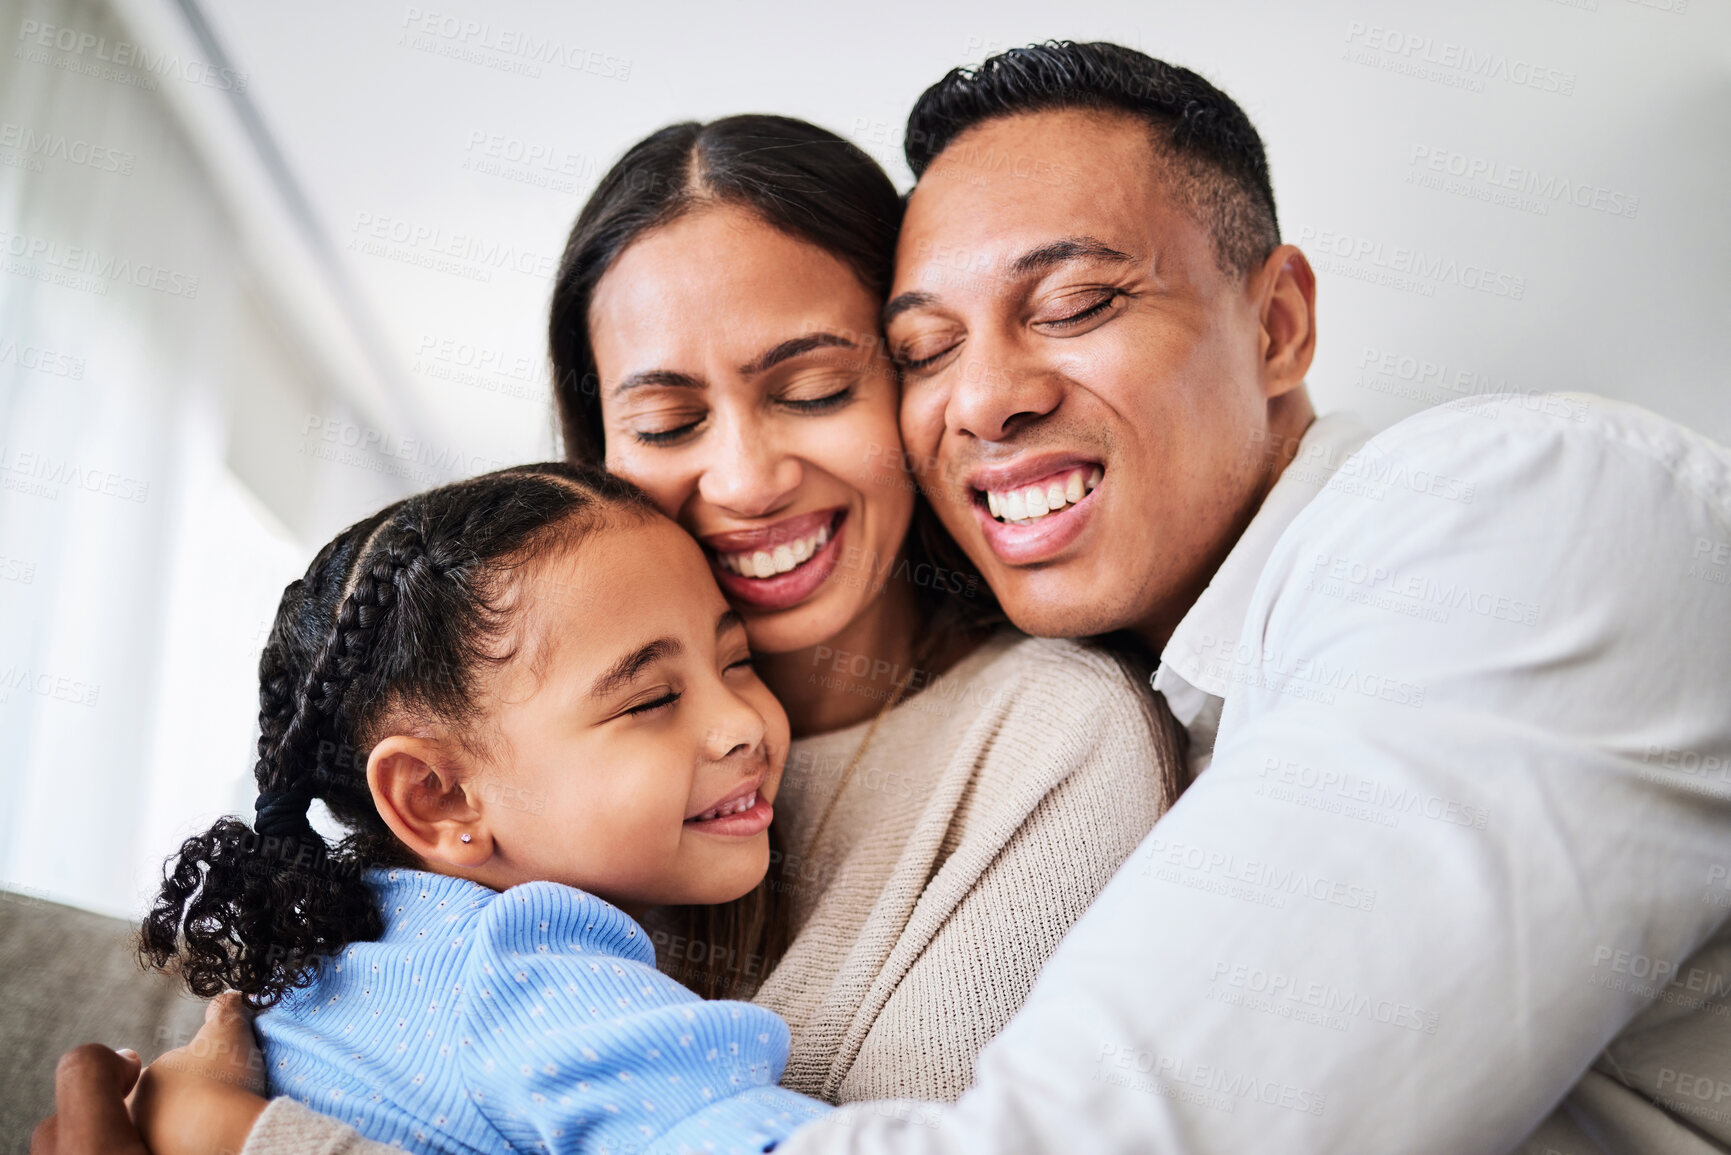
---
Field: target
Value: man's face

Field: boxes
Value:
[889,108,1312,644]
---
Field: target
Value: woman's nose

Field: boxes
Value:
[696,418,803,518]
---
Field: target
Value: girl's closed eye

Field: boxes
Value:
[620,687,682,717]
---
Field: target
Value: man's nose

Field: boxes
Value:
[946,335,1065,442]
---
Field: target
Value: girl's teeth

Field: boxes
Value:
[985,467,1102,525]
[693,790,756,822]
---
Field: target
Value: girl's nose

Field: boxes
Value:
[704,684,770,765]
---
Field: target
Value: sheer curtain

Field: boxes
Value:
[0,0,417,916]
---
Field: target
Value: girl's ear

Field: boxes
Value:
[367,735,492,868]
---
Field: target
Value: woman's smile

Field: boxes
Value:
[702,508,848,611]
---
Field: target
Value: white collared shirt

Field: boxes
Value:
[783,394,1731,1154]
[1153,411,1373,775]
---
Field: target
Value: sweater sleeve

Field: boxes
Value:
[239,1097,400,1155]
[845,695,1178,1102]
[831,643,1183,1103]
[458,881,830,1154]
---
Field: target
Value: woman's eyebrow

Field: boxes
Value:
[612,369,704,398]
[589,636,683,698]
[739,331,859,376]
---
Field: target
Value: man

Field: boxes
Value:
[38,41,1731,1155]
[781,40,1731,1154]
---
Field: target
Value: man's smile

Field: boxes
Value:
[962,454,1106,566]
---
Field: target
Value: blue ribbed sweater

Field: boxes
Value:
[256,869,829,1154]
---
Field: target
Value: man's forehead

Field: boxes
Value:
[932,104,1145,165]
[896,110,1168,283]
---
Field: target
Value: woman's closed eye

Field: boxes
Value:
[773,366,861,415]
[629,411,708,447]
[778,385,854,414]
[625,379,856,446]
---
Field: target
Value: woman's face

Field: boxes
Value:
[589,204,913,655]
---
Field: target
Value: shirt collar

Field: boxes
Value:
[1153,411,1373,734]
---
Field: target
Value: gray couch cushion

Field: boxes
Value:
[0,887,207,1150]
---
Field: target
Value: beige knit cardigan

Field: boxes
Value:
[238,630,1185,1150]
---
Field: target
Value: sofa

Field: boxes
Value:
[0,887,206,1150]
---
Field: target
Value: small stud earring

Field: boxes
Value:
[460,833,472,843]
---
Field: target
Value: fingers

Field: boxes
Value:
[188,990,267,1094]
[27,1114,55,1155]
[46,1045,147,1155]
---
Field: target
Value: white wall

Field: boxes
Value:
[204,0,1731,466]
[2,0,1726,917]
[0,0,418,917]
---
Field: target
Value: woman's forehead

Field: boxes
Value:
[588,206,881,372]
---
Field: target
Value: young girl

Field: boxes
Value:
[140,462,831,1153]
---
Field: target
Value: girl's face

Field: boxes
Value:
[588,204,914,655]
[473,516,790,909]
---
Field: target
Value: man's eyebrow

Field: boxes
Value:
[611,369,704,399]
[1009,236,1137,278]
[881,238,1136,327]
[882,290,937,327]
[717,609,745,638]
[589,636,682,699]
[739,332,859,376]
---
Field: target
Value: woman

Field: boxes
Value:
[550,115,1182,1103]
[117,115,1186,1151]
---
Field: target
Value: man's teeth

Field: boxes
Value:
[985,467,1103,524]
[716,524,829,578]
[690,790,757,822]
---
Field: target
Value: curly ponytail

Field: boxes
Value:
[140,464,655,1005]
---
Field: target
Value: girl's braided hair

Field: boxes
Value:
[140,461,781,1004]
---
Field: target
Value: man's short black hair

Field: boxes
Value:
[905,41,1280,278]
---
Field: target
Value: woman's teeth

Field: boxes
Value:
[985,467,1102,524]
[716,524,830,578]
[689,790,757,823]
